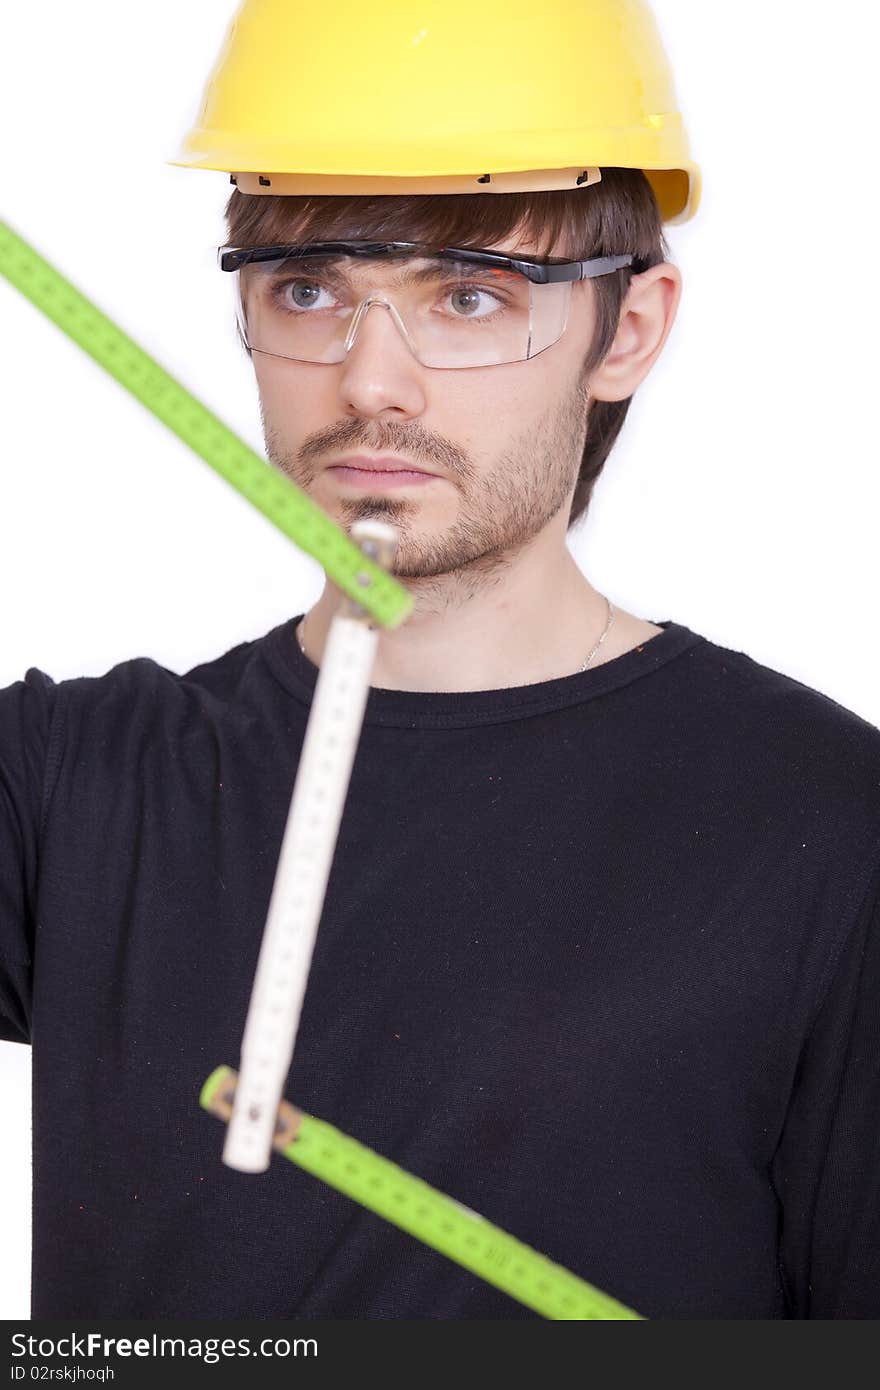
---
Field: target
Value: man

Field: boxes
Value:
[3,0,879,1320]
[248,214,678,690]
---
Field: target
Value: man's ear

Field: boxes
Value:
[588,263,683,404]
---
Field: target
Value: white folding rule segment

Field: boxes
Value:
[223,519,400,1171]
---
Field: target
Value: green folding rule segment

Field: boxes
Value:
[201,1066,644,1321]
[0,218,413,630]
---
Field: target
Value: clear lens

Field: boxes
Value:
[235,252,572,368]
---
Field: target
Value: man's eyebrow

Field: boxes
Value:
[265,253,521,287]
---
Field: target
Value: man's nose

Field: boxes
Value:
[344,296,418,358]
[336,298,428,418]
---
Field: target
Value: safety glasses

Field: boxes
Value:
[218,241,638,370]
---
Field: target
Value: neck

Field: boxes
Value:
[299,522,623,693]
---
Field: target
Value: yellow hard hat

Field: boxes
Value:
[168,0,701,224]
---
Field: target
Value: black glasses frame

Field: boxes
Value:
[217,240,644,282]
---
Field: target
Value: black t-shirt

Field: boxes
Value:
[2,615,879,1319]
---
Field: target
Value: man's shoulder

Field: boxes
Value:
[687,626,880,820]
[28,619,288,729]
[692,627,879,735]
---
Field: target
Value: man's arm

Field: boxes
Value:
[771,855,880,1317]
[0,668,58,1045]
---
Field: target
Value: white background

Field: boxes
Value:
[1,0,877,1319]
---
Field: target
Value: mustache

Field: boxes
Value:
[296,421,469,477]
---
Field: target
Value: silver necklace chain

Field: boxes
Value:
[579,593,615,672]
[296,594,616,676]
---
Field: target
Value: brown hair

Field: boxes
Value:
[223,167,672,529]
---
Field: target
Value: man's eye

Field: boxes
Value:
[271,279,336,311]
[444,285,506,318]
